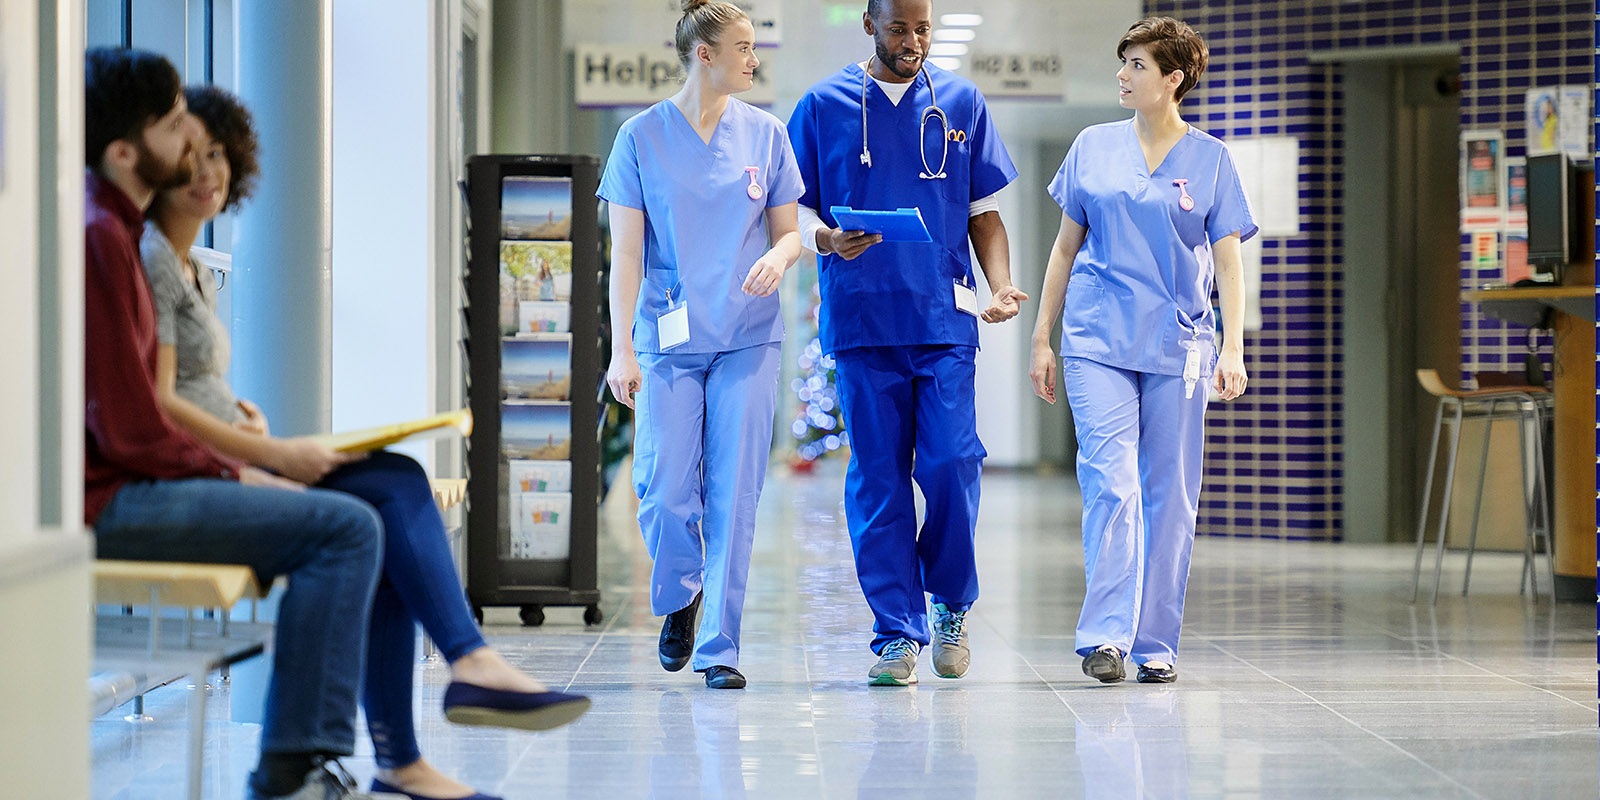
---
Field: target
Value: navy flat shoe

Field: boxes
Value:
[1136,663,1177,684]
[370,778,503,800]
[701,665,746,689]
[442,681,591,731]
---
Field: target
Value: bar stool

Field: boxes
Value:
[1410,369,1554,604]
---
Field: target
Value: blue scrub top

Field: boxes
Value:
[598,98,804,354]
[1048,119,1257,377]
[788,62,1017,353]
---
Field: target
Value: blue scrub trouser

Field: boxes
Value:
[833,345,984,655]
[1064,357,1208,666]
[634,342,781,671]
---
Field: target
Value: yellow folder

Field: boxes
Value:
[308,408,474,453]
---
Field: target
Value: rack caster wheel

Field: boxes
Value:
[519,604,545,627]
[471,605,483,626]
[583,605,603,625]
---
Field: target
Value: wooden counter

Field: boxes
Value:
[1461,279,1595,599]
[1460,284,1594,322]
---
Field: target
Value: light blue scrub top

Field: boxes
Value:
[1048,119,1257,377]
[598,98,804,355]
[788,63,1016,353]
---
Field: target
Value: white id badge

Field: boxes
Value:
[953,281,980,317]
[658,302,690,350]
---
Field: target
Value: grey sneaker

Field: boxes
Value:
[930,603,970,678]
[868,637,919,686]
[248,759,407,800]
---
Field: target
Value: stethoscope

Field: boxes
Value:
[859,55,948,180]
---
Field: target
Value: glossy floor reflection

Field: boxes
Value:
[92,468,1596,799]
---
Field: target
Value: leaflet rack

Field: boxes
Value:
[463,154,603,626]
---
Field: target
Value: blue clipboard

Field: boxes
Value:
[829,206,932,242]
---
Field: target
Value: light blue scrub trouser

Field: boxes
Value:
[834,345,984,655]
[633,342,781,671]
[1064,357,1209,666]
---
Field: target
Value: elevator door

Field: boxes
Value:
[1339,58,1461,543]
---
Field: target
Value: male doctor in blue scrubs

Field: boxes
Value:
[787,0,1028,686]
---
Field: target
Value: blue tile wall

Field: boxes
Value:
[1145,0,1594,541]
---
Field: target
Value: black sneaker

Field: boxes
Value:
[701,665,746,689]
[658,592,702,672]
[1081,645,1126,684]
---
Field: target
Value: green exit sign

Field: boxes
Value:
[823,4,862,26]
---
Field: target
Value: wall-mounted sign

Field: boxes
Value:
[657,0,782,46]
[966,52,1064,101]
[574,43,777,108]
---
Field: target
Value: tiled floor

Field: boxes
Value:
[92,467,1597,799]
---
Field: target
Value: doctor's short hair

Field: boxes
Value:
[675,0,749,69]
[185,85,260,213]
[1118,17,1209,103]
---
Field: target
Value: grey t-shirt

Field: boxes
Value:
[140,222,243,424]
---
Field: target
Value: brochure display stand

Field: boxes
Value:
[463,154,603,626]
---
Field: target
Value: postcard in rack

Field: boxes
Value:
[501,402,570,460]
[509,491,571,560]
[502,337,572,400]
[500,176,572,240]
[509,460,572,493]
[501,240,573,302]
[517,301,569,333]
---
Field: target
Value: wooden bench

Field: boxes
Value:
[90,478,469,800]
[92,560,274,800]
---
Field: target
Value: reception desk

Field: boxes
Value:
[1461,278,1595,600]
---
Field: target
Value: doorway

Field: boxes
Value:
[1338,55,1462,543]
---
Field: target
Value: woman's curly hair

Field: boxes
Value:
[185,84,260,212]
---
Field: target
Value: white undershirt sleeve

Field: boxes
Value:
[799,204,828,254]
[969,193,999,218]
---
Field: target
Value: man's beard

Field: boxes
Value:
[133,138,194,192]
[874,42,922,80]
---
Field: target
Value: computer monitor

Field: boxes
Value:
[1524,153,1569,279]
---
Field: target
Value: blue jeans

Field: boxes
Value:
[93,478,383,756]
[318,451,488,769]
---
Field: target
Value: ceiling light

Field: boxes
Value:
[940,13,983,26]
[928,56,963,71]
[929,42,969,57]
[933,28,976,42]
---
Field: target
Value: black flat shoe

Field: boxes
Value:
[702,665,746,689]
[659,592,702,672]
[1136,663,1177,683]
[1081,646,1126,684]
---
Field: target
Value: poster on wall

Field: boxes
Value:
[1555,85,1591,161]
[1503,156,1528,283]
[1504,157,1527,230]
[1471,231,1499,279]
[1526,87,1560,156]
[1459,130,1504,231]
[1525,85,1593,161]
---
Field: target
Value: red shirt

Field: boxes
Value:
[83,171,243,524]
